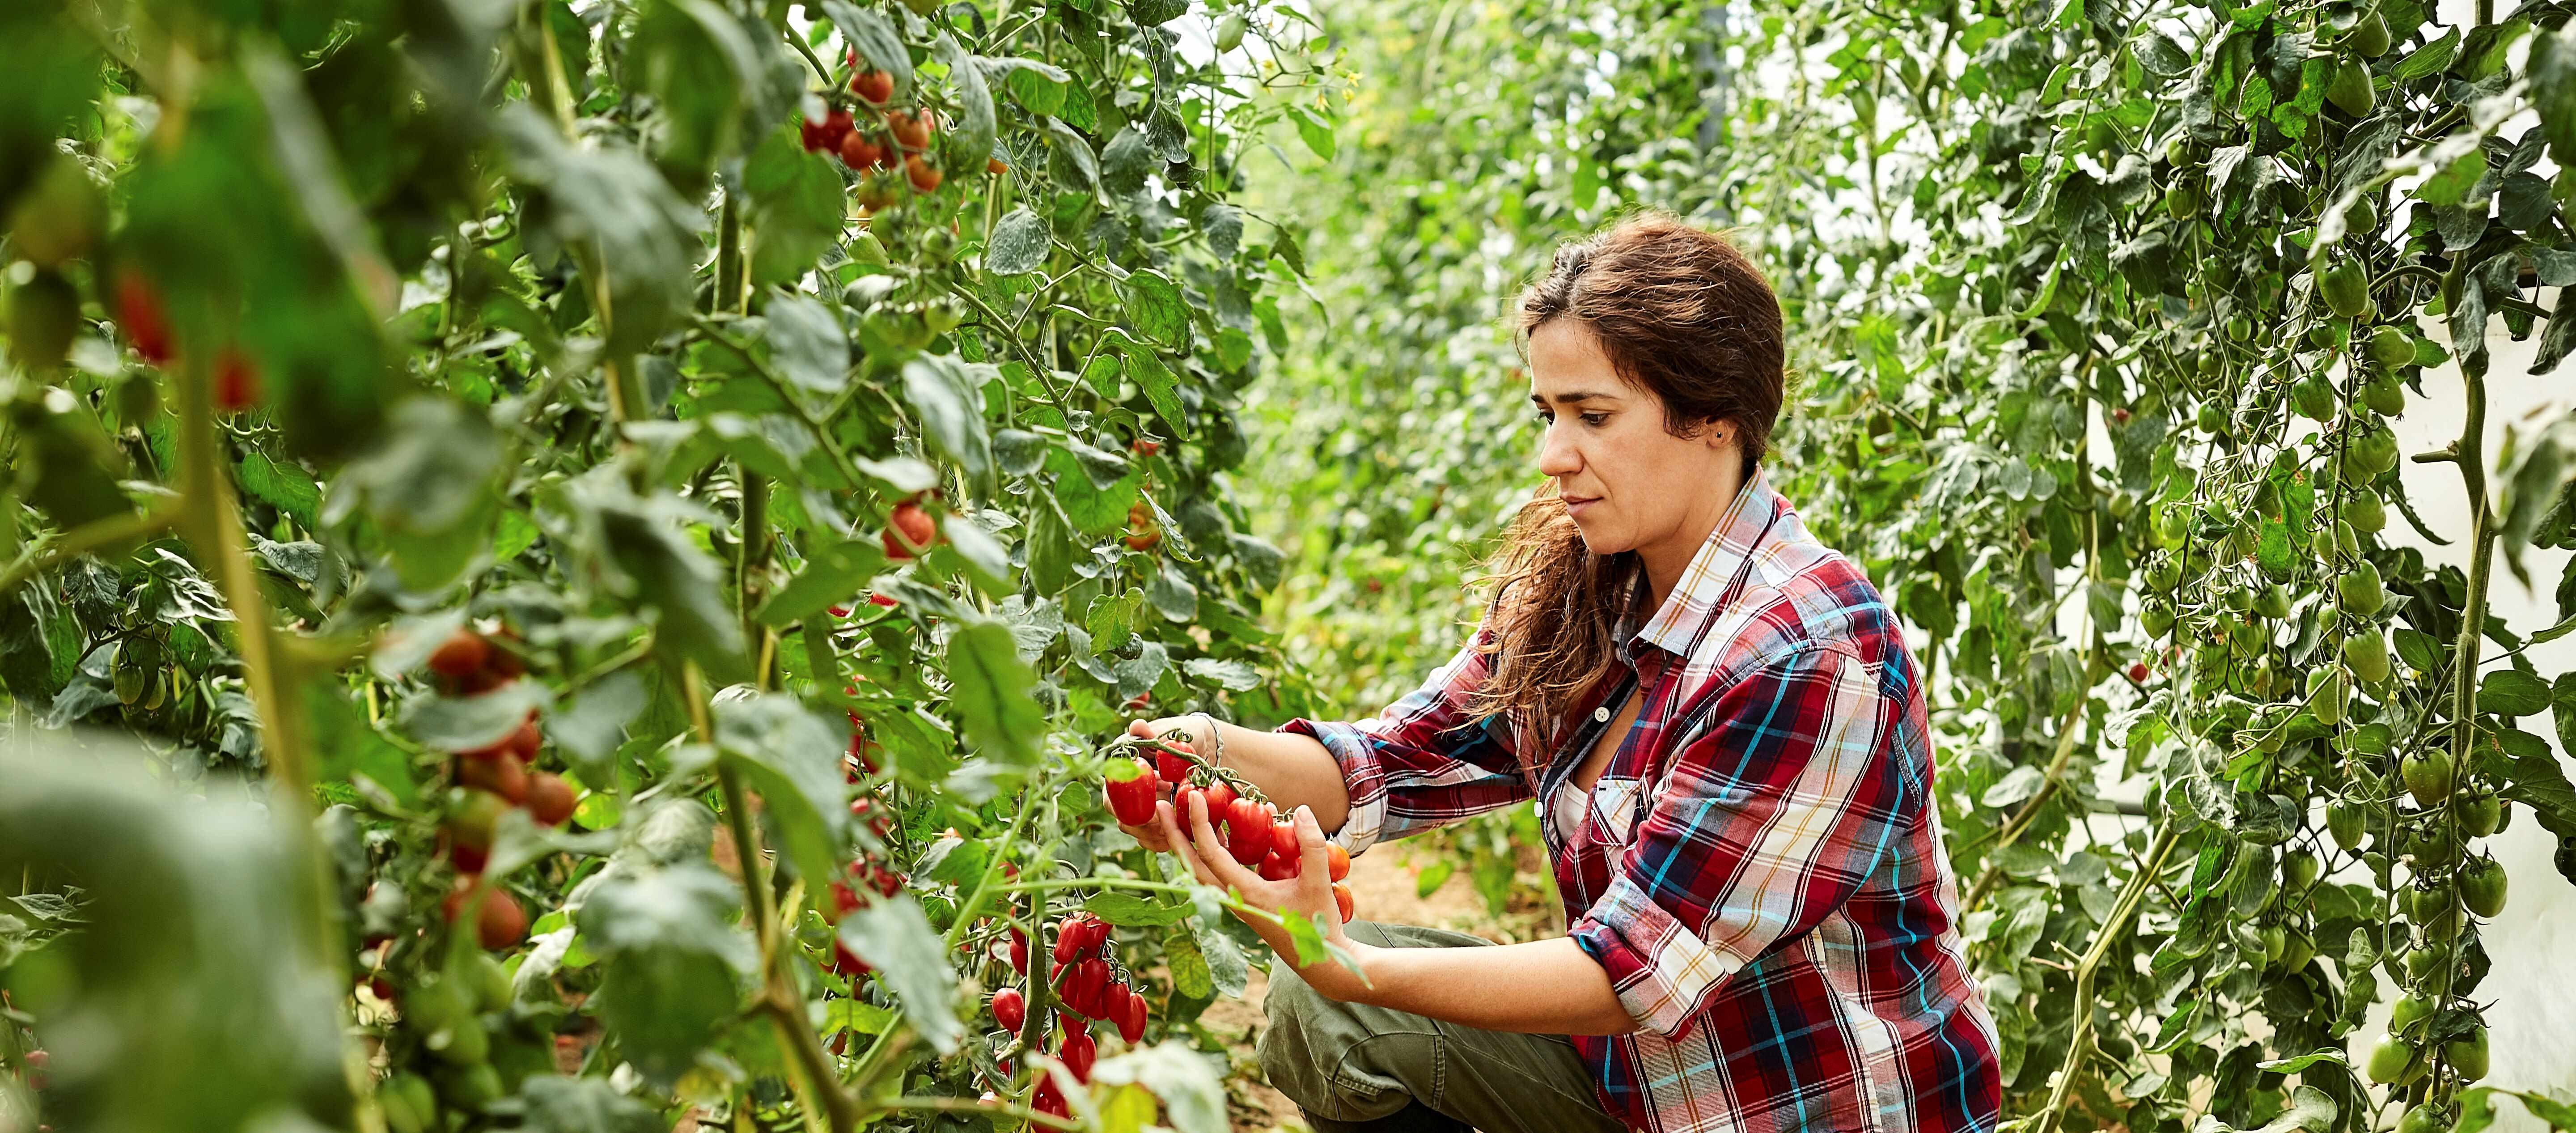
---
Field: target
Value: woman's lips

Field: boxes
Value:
[1565,495,1600,517]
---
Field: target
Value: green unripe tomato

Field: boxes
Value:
[2353,422,2401,475]
[2328,800,2367,850]
[2406,942,2447,979]
[1213,11,1248,51]
[2338,560,2386,615]
[2326,57,2378,118]
[2255,582,2292,619]
[472,953,513,1014]
[2344,629,2393,683]
[2293,374,2337,420]
[2198,349,2223,377]
[2155,505,2190,547]
[2347,193,2381,237]
[2145,553,2181,591]
[2278,930,2313,972]
[2368,324,2413,368]
[2198,401,2227,433]
[2231,619,2268,657]
[2460,856,2507,918]
[2364,373,2407,416]
[2397,1104,2445,1133]
[2365,1032,2416,1083]
[427,1011,488,1066]
[2282,849,2321,892]
[2344,490,2387,533]
[381,1074,436,1133]
[2461,793,2504,836]
[2310,666,2349,725]
[2226,313,2254,342]
[2350,10,2393,58]
[2446,1026,2490,1082]
[2166,180,2202,220]
[2226,583,2257,613]
[2390,993,2432,1031]
[2141,599,2177,637]
[2334,519,2362,559]
[2320,258,2372,317]
[2402,747,2455,807]
[435,1061,504,1108]
[2262,922,2288,963]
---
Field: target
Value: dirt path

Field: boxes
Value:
[1201,841,1537,1132]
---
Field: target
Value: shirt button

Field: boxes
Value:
[1594,706,1611,722]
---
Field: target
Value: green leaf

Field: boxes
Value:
[899,354,996,481]
[548,671,646,777]
[2480,728,2576,837]
[932,34,996,172]
[518,1077,663,1133]
[1115,342,1190,439]
[760,539,892,627]
[714,692,852,896]
[631,0,756,190]
[2396,27,2462,82]
[1084,890,1193,926]
[986,207,1050,275]
[576,864,754,1086]
[397,679,555,752]
[559,471,749,685]
[743,125,846,286]
[2478,668,2552,716]
[1091,1042,1228,1133]
[834,895,963,1054]
[494,106,707,355]
[761,293,847,392]
[1123,269,1189,346]
[944,618,1042,765]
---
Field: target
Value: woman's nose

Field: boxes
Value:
[1536,423,1580,477]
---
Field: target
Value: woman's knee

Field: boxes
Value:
[1257,963,1331,1078]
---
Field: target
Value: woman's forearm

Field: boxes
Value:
[1185,719,1353,833]
[1338,936,1637,1036]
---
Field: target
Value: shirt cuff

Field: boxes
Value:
[1272,718,1389,856]
[1569,877,1745,1040]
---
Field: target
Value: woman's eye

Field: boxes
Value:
[1581,413,1608,426]
[1531,412,1553,427]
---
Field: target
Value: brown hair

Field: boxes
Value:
[1462,210,1786,758]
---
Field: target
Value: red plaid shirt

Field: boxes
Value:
[1278,468,2000,1133]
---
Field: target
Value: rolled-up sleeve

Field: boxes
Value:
[1273,622,1532,856]
[1570,644,1911,1039]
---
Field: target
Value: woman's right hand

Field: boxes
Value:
[1115,716,1209,852]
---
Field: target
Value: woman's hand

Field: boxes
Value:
[1112,716,1205,852]
[1154,791,1372,1001]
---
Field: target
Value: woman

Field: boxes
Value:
[1119,211,2001,1133]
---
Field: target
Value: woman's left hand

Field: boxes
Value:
[1154,793,1369,1001]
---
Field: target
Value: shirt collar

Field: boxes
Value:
[1618,464,1787,663]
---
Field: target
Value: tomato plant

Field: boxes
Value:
[0,0,1349,1129]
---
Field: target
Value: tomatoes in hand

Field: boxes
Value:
[1332,882,1355,925]
[1104,757,1158,825]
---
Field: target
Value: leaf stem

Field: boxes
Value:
[2029,821,2182,1133]
[691,314,868,491]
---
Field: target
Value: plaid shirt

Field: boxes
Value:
[1277,467,2000,1133]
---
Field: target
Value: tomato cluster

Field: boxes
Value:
[826,735,907,979]
[1108,743,1356,921]
[426,628,581,951]
[110,273,261,411]
[882,498,940,561]
[990,913,1145,1118]
[797,55,949,206]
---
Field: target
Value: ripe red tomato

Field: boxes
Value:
[882,501,937,559]
[1074,958,1110,1017]
[1032,1080,1067,1118]
[992,987,1026,1032]
[1258,851,1297,882]
[1327,842,1351,883]
[1156,746,1195,787]
[504,717,542,763]
[212,346,260,412]
[1059,1024,1097,1083]
[523,772,576,826]
[442,880,526,950]
[1104,757,1158,825]
[1270,818,1299,860]
[887,108,934,150]
[986,155,1008,176]
[834,939,871,977]
[116,273,174,364]
[1008,927,1028,974]
[904,154,942,193]
[1131,437,1160,456]
[830,880,862,919]
[1117,987,1148,1043]
[1198,781,1237,823]
[429,629,489,680]
[868,592,898,607]
[2129,662,2150,683]
[1332,882,1355,924]
[851,68,895,104]
[458,751,529,804]
[839,129,887,171]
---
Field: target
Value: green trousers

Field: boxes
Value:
[1256,921,1630,1133]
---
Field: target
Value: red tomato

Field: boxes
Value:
[1156,747,1195,787]
[1008,926,1028,974]
[1258,851,1298,882]
[1198,781,1237,824]
[1117,987,1149,1043]
[1104,758,1158,825]
[1059,1024,1097,1084]
[1327,842,1352,883]
[458,751,528,803]
[526,772,577,827]
[1332,882,1355,924]
[1271,818,1299,860]
[992,987,1026,1033]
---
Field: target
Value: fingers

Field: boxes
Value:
[1157,799,1218,886]
[1294,805,1331,881]
[1185,792,1263,893]
[1118,820,1169,853]
[1127,718,1154,739]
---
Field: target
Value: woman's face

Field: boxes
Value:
[1525,319,1739,559]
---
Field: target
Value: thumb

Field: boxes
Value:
[1295,806,1332,883]
[1127,718,1154,739]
